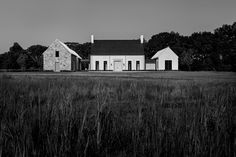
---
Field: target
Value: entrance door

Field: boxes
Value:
[114,61,123,71]
[55,62,60,72]
[104,61,107,71]
[165,60,172,70]
[95,61,99,71]
[136,61,140,70]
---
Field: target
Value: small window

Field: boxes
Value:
[55,51,59,57]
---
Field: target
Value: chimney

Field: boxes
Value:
[91,35,94,44]
[140,35,144,44]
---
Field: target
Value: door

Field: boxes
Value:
[55,62,60,72]
[128,61,132,71]
[136,61,140,70]
[95,61,99,70]
[114,61,123,71]
[156,59,159,70]
[104,61,107,71]
[165,60,172,70]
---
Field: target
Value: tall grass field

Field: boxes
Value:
[0,72,235,157]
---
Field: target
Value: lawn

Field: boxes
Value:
[0,71,235,157]
[2,71,236,82]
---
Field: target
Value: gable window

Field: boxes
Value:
[104,61,107,71]
[95,61,99,70]
[136,61,140,70]
[55,51,59,57]
[128,61,132,71]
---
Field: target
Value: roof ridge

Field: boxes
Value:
[56,39,82,59]
[151,46,177,59]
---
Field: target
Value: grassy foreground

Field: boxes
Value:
[0,73,235,157]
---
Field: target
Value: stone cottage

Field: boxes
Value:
[43,39,82,72]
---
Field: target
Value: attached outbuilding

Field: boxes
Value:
[151,47,179,70]
[145,59,156,70]
[43,39,82,72]
[90,35,145,71]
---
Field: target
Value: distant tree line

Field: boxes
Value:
[145,22,236,71]
[0,42,91,71]
[0,22,235,71]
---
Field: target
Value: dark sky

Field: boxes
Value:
[0,0,235,53]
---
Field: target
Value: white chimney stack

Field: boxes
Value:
[140,35,144,44]
[91,35,94,44]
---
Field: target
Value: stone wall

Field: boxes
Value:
[43,40,71,71]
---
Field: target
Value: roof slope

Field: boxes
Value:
[91,40,144,55]
[151,47,178,59]
[56,39,82,59]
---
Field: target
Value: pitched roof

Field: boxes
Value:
[151,47,178,59]
[56,39,82,59]
[91,40,144,55]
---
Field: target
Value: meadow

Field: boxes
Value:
[0,72,235,157]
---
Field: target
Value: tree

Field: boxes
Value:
[17,53,29,70]
[9,42,23,53]
[179,49,194,71]
[2,42,25,69]
[65,42,91,59]
[27,45,47,69]
[214,23,236,71]
[145,32,187,59]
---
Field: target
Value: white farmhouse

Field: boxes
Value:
[43,39,82,72]
[90,35,145,71]
[151,47,179,70]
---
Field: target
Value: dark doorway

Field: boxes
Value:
[136,61,140,70]
[81,59,89,70]
[165,60,172,70]
[95,61,99,70]
[128,61,132,71]
[104,61,107,71]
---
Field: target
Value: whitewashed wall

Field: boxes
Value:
[43,41,71,71]
[157,52,178,70]
[90,55,145,70]
[145,63,156,70]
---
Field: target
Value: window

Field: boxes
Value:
[55,51,59,57]
[128,61,132,71]
[104,61,107,71]
[165,60,172,70]
[95,61,99,70]
[136,61,140,70]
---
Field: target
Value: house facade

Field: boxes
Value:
[151,47,179,70]
[90,35,145,71]
[43,39,82,72]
